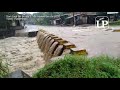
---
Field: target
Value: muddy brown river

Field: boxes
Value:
[1,25,120,76]
[0,37,45,76]
[19,25,120,57]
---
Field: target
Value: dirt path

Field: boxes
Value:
[0,37,45,76]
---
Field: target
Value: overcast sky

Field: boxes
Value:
[17,12,38,14]
[18,12,119,14]
[107,12,118,14]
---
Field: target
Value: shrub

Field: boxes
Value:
[109,20,120,26]
[33,55,120,78]
[0,56,9,78]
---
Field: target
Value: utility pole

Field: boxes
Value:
[73,12,76,26]
[51,12,54,25]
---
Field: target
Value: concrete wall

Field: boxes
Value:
[36,29,88,64]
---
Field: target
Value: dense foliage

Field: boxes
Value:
[0,12,18,29]
[0,56,9,78]
[109,20,120,25]
[33,55,120,78]
[32,12,66,25]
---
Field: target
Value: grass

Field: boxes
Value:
[109,20,120,26]
[0,56,9,78]
[33,55,120,78]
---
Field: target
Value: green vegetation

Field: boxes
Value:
[109,20,120,26]
[0,56,9,78]
[96,12,107,15]
[0,12,18,29]
[32,12,66,25]
[33,55,120,78]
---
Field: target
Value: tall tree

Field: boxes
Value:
[32,12,65,25]
[0,12,18,29]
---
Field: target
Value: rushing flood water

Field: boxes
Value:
[0,37,45,76]
[1,25,120,76]
[18,25,120,57]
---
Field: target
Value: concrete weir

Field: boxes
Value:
[37,29,88,64]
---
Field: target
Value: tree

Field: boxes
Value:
[0,12,18,29]
[96,12,107,15]
[32,12,65,25]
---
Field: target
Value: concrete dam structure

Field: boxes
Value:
[36,29,88,64]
